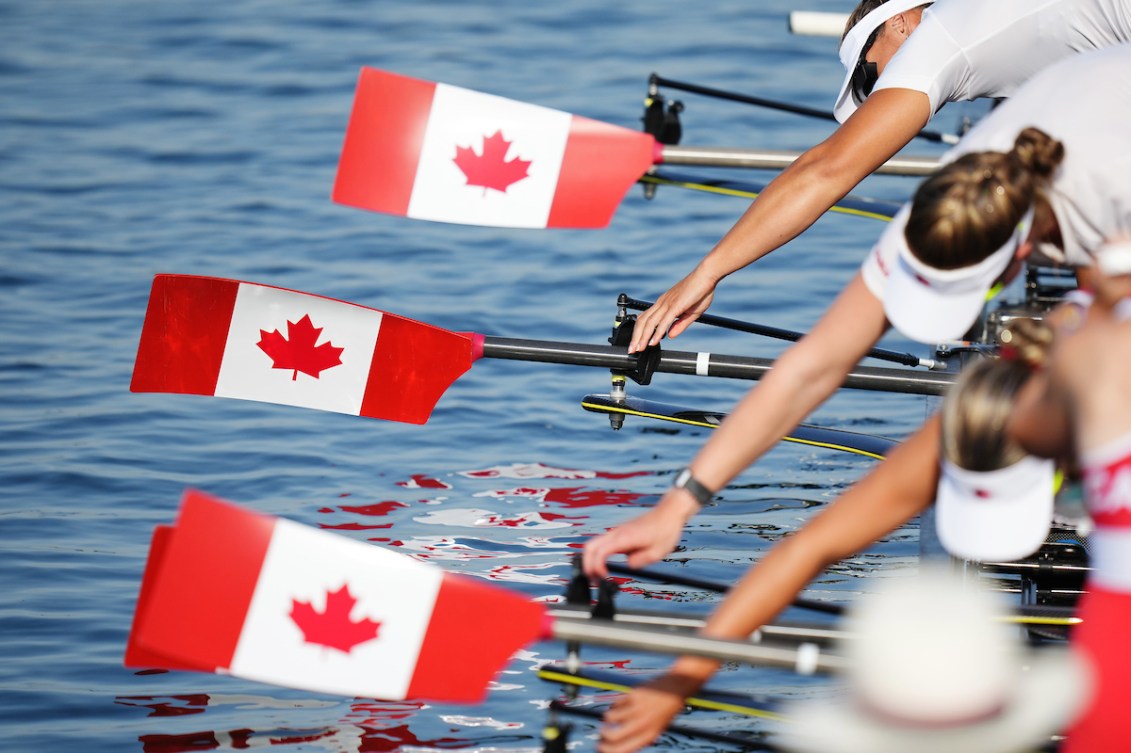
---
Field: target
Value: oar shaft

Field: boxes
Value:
[549,701,780,751]
[549,618,844,674]
[479,336,956,396]
[548,604,846,645]
[659,145,939,177]
[650,74,959,145]
[619,296,938,369]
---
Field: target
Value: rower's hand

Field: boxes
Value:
[582,491,698,580]
[629,271,717,353]
[597,675,696,753]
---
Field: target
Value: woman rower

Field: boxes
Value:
[585,47,1131,753]
[628,0,1131,354]
[591,319,1068,753]
[1004,241,1131,751]
[583,46,1131,584]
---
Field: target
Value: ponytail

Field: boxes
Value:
[905,127,1064,270]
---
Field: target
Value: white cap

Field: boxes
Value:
[936,454,1056,563]
[883,206,1034,343]
[833,0,926,122]
[780,567,1090,753]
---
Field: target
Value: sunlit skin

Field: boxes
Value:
[587,211,1054,753]
[627,9,926,355]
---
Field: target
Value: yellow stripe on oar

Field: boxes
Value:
[638,174,896,222]
[580,399,887,461]
[536,668,786,721]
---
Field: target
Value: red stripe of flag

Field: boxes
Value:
[333,67,436,216]
[406,572,546,702]
[547,115,656,229]
[131,490,275,671]
[131,276,238,396]
[360,315,477,425]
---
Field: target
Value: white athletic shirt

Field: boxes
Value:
[863,0,1131,119]
[862,45,1131,300]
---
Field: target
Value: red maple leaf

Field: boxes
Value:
[453,130,532,194]
[257,314,344,380]
[290,583,382,654]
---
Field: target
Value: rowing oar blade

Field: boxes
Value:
[130,274,478,425]
[332,67,656,229]
[125,490,844,703]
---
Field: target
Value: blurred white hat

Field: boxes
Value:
[780,568,1089,753]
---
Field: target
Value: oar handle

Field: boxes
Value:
[479,336,957,396]
[649,73,959,145]
[619,296,940,369]
[549,617,844,674]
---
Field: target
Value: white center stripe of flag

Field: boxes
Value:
[214,283,382,415]
[230,519,442,699]
[408,83,572,228]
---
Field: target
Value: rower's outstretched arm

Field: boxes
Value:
[584,273,891,579]
[629,88,931,354]
[596,416,942,753]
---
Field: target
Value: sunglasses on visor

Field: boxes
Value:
[850,28,882,103]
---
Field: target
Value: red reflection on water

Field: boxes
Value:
[339,501,408,516]
[397,474,451,489]
[116,693,210,717]
[318,522,394,531]
[542,487,643,508]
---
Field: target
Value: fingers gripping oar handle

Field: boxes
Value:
[548,618,845,674]
[476,335,957,396]
[618,296,941,369]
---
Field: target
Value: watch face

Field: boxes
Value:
[675,468,692,487]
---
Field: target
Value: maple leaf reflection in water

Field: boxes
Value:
[453,131,532,194]
[290,583,381,654]
[257,314,344,381]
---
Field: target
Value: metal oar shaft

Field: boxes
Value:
[549,605,846,645]
[480,337,956,396]
[550,618,845,674]
[660,145,939,177]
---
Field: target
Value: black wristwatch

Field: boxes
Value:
[672,467,715,506]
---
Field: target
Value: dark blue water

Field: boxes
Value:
[0,2,984,751]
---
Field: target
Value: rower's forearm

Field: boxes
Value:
[688,356,847,492]
[700,152,871,279]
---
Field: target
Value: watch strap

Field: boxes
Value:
[672,467,714,506]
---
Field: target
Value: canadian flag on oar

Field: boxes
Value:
[125,489,547,702]
[332,67,656,229]
[130,275,477,424]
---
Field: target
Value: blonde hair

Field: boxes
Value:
[941,318,1054,471]
[906,128,1064,270]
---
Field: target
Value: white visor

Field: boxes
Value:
[1097,238,1131,276]
[833,0,927,122]
[884,207,1034,343]
[936,454,1056,563]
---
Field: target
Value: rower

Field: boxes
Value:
[584,47,1131,753]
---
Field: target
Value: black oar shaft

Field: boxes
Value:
[660,145,938,177]
[619,296,935,369]
[549,701,779,751]
[607,563,843,616]
[650,73,958,145]
[480,336,956,396]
